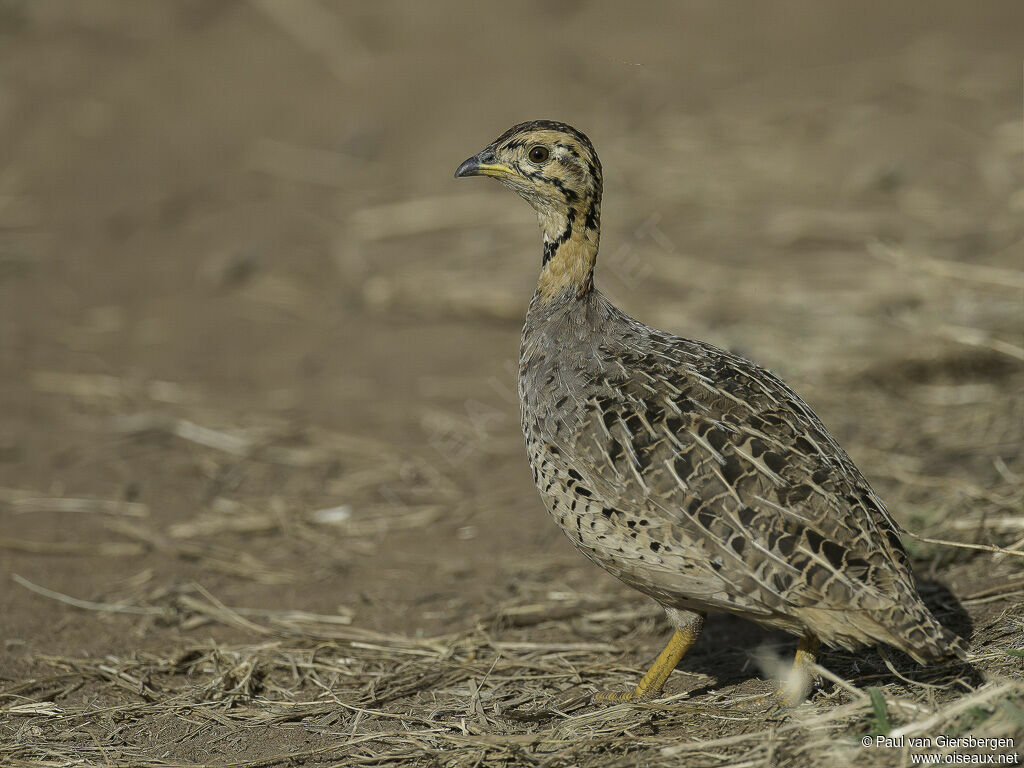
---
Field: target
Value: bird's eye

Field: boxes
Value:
[529,146,549,164]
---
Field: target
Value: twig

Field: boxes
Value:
[868,241,1024,290]
[903,531,1024,559]
[0,538,145,557]
[931,323,1024,362]
[11,574,163,616]
[2,493,148,518]
[876,648,954,690]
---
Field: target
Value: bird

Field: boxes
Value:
[453,120,966,704]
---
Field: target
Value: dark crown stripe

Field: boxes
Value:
[493,120,602,176]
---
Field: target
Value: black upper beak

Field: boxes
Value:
[453,154,482,178]
[454,148,506,179]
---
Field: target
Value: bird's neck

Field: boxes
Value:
[535,198,601,303]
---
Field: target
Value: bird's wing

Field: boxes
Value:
[566,329,915,616]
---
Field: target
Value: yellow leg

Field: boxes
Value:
[594,613,704,703]
[777,634,820,706]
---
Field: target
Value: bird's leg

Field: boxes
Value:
[762,634,820,708]
[593,609,704,703]
[786,638,819,704]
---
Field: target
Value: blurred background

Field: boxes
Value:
[1,2,1022,764]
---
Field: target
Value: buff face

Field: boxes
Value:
[454,120,602,217]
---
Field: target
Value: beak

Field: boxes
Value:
[453,150,516,179]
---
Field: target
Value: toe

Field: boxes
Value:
[592,688,650,704]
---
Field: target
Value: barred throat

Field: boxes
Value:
[536,196,601,302]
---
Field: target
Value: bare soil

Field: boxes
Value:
[1,2,1022,766]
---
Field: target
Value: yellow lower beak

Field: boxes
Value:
[454,155,516,179]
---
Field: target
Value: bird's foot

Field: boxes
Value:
[755,677,816,711]
[591,622,703,706]
[753,635,821,710]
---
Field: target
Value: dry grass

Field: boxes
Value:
[3,572,1023,767]
[3,373,1023,766]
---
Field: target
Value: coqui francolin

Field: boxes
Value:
[454,120,966,704]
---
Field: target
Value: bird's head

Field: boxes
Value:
[455,121,603,300]
[454,120,602,227]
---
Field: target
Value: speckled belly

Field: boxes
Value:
[526,437,617,562]
[522,426,778,621]
[524,431,701,605]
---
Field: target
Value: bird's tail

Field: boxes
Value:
[806,585,968,664]
[872,587,968,665]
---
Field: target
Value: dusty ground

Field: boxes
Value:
[1,2,1022,766]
